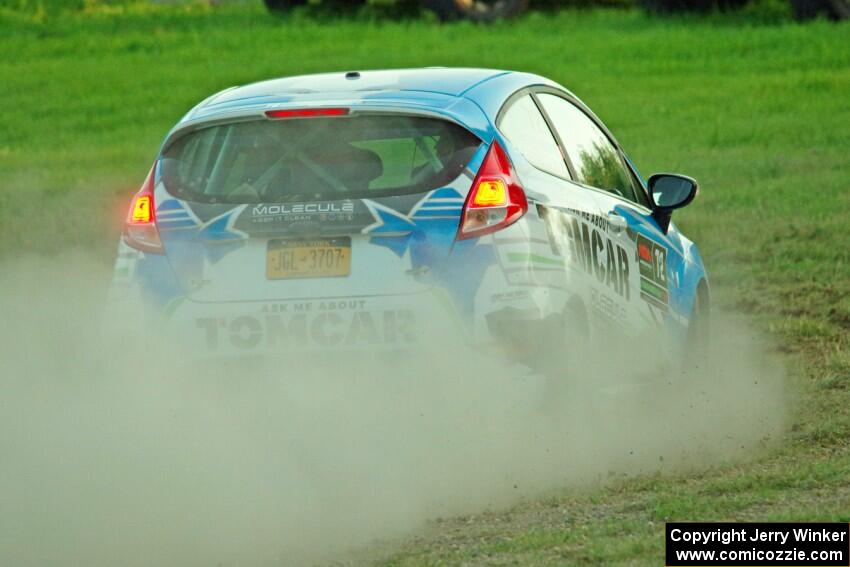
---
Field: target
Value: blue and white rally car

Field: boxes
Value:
[110,68,708,361]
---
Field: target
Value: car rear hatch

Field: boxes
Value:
[153,108,485,303]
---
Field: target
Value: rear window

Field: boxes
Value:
[160,114,481,203]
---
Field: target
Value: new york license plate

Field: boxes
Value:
[266,237,351,280]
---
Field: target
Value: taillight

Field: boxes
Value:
[123,165,164,254]
[265,108,350,119]
[457,141,528,240]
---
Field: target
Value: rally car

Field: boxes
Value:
[109,68,708,362]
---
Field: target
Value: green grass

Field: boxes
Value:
[1,3,849,565]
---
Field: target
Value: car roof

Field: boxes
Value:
[208,68,508,103]
[168,68,568,150]
[185,68,562,119]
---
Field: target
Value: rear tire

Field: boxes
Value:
[423,0,529,22]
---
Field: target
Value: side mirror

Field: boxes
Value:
[647,173,698,234]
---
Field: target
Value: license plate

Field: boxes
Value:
[266,237,351,280]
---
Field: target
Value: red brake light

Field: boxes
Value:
[123,165,164,254]
[457,141,528,240]
[130,195,153,223]
[265,108,350,119]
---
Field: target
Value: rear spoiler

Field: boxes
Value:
[159,99,492,156]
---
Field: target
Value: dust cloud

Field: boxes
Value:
[0,250,785,566]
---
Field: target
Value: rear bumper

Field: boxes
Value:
[107,233,576,361]
[159,289,467,357]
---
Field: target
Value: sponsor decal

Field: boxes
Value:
[156,197,201,231]
[195,306,417,350]
[362,188,464,258]
[538,205,673,315]
[251,201,355,224]
[156,200,249,265]
[590,288,629,326]
[637,233,669,310]
[538,205,631,301]
[361,187,495,323]
[490,290,530,303]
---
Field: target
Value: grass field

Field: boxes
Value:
[1,2,849,565]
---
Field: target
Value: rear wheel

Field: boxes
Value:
[423,0,529,22]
